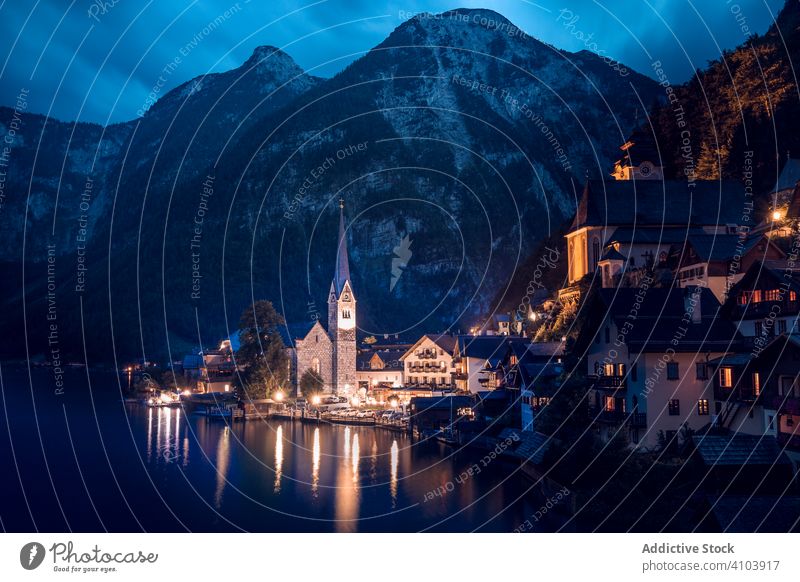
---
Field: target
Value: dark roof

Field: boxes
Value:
[615,128,661,169]
[708,495,800,532]
[456,335,528,361]
[333,202,351,295]
[428,333,458,354]
[706,353,753,367]
[498,428,553,464]
[595,287,740,352]
[604,226,705,246]
[518,362,563,389]
[772,157,800,194]
[410,395,473,411]
[522,341,565,360]
[692,434,791,467]
[600,247,626,262]
[571,179,747,230]
[683,233,766,263]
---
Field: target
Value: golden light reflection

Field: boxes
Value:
[173,409,181,463]
[312,427,321,496]
[214,425,231,508]
[274,425,283,493]
[147,408,153,462]
[390,439,399,507]
[163,407,171,449]
[351,433,360,485]
[343,426,351,459]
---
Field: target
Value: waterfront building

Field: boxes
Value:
[356,348,405,392]
[400,334,457,389]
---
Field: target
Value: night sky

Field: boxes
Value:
[0,0,786,124]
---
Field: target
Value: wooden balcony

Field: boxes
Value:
[589,374,626,390]
[591,407,646,428]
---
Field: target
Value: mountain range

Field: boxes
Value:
[0,8,679,361]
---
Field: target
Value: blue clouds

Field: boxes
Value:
[0,0,785,124]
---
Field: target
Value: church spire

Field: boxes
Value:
[333,197,351,295]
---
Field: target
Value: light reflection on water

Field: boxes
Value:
[274,425,283,494]
[134,410,532,532]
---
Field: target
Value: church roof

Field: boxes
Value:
[571,179,747,231]
[333,200,351,295]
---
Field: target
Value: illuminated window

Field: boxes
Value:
[617,363,626,377]
[604,396,615,412]
[752,290,763,303]
[765,289,781,302]
[342,309,351,319]
[604,363,615,377]
[737,292,749,305]
[791,291,798,301]
[697,399,709,415]
[752,372,761,397]
[668,399,680,416]
[719,367,733,388]
[312,358,321,375]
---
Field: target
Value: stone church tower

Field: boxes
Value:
[327,199,357,396]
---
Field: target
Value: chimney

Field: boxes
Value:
[684,287,702,324]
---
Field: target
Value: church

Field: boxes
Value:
[294,200,357,397]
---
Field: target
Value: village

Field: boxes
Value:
[124,128,800,529]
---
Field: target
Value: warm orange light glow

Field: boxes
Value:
[311,395,321,405]
[773,210,783,221]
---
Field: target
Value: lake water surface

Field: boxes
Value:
[1,367,545,532]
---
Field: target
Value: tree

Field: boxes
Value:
[235,300,289,400]
[299,368,324,400]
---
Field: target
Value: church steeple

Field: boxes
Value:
[327,197,356,397]
[333,197,351,296]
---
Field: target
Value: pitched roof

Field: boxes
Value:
[772,157,800,194]
[518,362,563,389]
[684,233,770,263]
[456,335,527,361]
[605,226,705,246]
[356,348,405,370]
[594,287,741,352]
[571,179,747,231]
[522,341,565,360]
[333,200,351,295]
[692,434,791,467]
[498,428,553,464]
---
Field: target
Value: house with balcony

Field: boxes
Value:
[400,334,457,389]
[580,286,741,448]
[452,335,530,393]
[488,340,566,431]
[724,260,800,342]
[671,233,784,302]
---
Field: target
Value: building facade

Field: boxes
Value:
[295,201,357,396]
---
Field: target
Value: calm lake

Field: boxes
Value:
[0,367,548,532]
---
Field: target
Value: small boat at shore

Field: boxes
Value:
[436,428,458,445]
